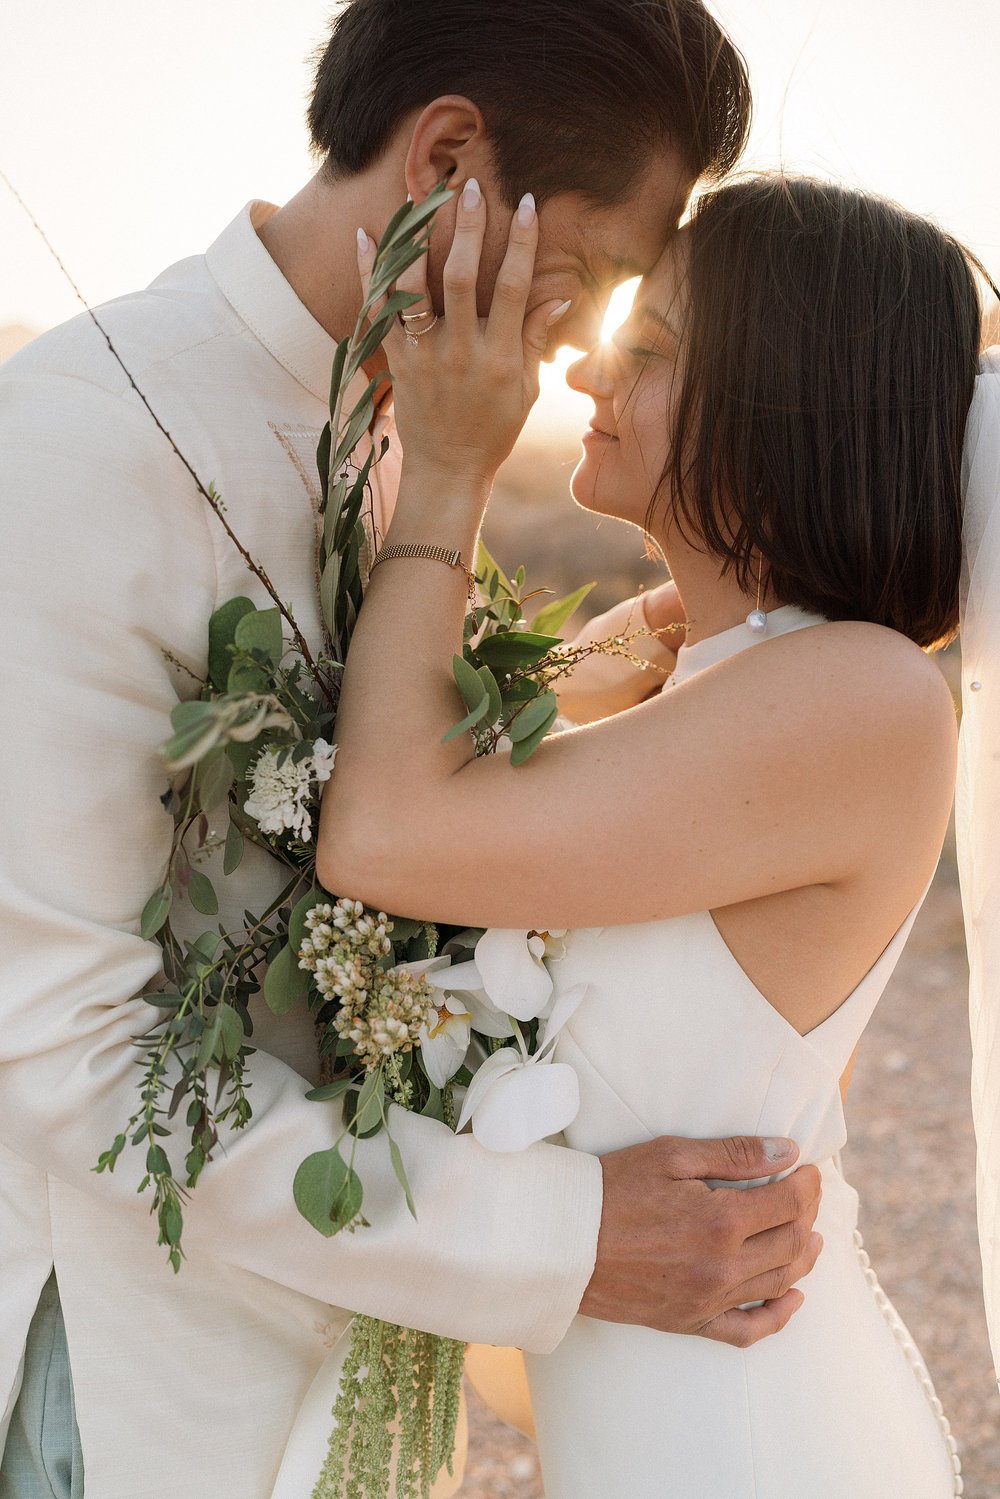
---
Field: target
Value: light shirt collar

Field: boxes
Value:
[205,200,340,405]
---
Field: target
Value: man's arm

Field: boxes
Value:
[0,365,605,1352]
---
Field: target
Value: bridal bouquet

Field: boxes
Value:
[96,184,649,1499]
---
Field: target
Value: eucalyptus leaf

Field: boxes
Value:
[195,1015,223,1073]
[225,658,270,696]
[386,917,422,944]
[499,678,541,704]
[293,1147,364,1237]
[441,692,490,744]
[288,887,323,953]
[352,1068,385,1135]
[226,738,260,780]
[192,931,223,962]
[507,689,559,744]
[140,884,173,940]
[477,664,503,725]
[162,715,226,770]
[532,582,596,638]
[187,870,219,916]
[419,1084,445,1122]
[452,653,488,713]
[304,1077,355,1104]
[217,1005,245,1061]
[207,597,255,690]
[509,699,560,765]
[388,1133,417,1220]
[234,607,283,671]
[476,630,562,674]
[144,991,183,1010]
[170,699,218,731]
[263,941,310,1016]
[194,747,234,810]
[223,818,244,875]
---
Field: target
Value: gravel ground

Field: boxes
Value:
[455,834,1000,1496]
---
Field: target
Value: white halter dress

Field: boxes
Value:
[524,605,962,1498]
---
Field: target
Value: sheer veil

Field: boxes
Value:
[957,346,1000,1381]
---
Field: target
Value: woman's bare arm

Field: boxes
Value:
[318,189,955,934]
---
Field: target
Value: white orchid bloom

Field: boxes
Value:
[472,927,569,1023]
[405,956,483,1089]
[456,983,587,1152]
[418,996,473,1089]
[425,960,516,1038]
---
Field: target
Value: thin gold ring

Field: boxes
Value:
[402,314,439,346]
[400,308,437,324]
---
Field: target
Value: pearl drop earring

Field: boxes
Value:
[746,554,768,635]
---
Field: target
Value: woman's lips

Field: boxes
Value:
[583,421,618,446]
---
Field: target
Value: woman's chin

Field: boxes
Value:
[570,448,632,522]
[569,455,596,510]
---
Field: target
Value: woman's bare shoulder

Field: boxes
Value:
[799,618,955,739]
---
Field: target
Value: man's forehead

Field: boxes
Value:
[575,212,686,288]
[565,156,692,279]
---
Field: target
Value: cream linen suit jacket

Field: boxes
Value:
[0,202,603,1498]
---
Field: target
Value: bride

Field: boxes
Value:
[316,174,981,1496]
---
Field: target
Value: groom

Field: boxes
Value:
[0,3,822,1495]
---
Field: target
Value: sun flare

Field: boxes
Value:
[534,276,642,437]
[601,276,641,342]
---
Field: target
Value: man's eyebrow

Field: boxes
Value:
[605,252,645,276]
[581,250,645,287]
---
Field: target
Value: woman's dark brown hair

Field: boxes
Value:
[661,176,983,648]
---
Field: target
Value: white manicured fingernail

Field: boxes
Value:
[462,178,481,211]
[517,192,536,227]
[357,228,370,256]
[546,299,572,326]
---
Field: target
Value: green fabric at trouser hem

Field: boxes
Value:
[0,1273,84,1499]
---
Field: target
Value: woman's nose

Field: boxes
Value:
[566,345,616,400]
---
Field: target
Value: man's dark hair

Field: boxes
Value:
[660,176,983,648]
[308,0,751,206]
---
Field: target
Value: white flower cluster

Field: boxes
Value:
[297,898,436,1068]
[243,738,337,842]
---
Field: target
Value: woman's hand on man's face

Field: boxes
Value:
[356,181,572,494]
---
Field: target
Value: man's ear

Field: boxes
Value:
[403,96,492,203]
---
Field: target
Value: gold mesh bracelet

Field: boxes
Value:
[369,542,477,604]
